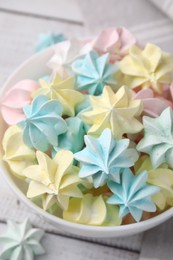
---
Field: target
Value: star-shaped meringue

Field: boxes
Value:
[23,150,84,211]
[82,85,143,138]
[18,95,67,151]
[33,74,84,116]
[0,219,45,260]
[74,128,139,188]
[107,169,159,222]
[120,43,173,93]
[137,107,173,168]
[72,51,118,95]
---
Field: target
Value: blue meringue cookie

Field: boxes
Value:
[107,169,159,222]
[52,117,85,155]
[35,32,67,52]
[74,128,139,188]
[18,95,67,151]
[72,51,118,95]
[0,219,45,260]
[137,107,173,169]
[75,94,91,132]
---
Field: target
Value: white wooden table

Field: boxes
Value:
[1,1,173,259]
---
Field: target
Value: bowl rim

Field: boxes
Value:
[1,44,173,235]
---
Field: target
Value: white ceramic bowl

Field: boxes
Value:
[0,46,173,238]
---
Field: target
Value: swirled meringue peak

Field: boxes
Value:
[63,194,122,226]
[137,107,173,169]
[33,74,83,116]
[74,128,139,188]
[2,125,36,178]
[53,117,86,156]
[107,169,159,222]
[18,95,67,151]
[0,219,45,260]
[72,51,118,95]
[24,150,86,211]
[1,80,39,125]
[120,43,173,93]
[91,27,136,62]
[82,85,143,138]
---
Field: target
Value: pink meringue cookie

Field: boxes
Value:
[1,80,39,125]
[91,27,136,62]
[135,88,170,117]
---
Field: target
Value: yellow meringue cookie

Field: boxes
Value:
[23,150,85,211]
[33,74,84,116]
[82,85,143,139]
[2,125,36,178]
[135,156,173,210]
[120,43,173,94]
[63,194,122,226]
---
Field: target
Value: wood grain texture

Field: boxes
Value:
[0,223,139,260]
[139,218,173,260]
[0,0,84,23]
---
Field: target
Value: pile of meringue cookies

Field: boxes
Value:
[2,27,173,226]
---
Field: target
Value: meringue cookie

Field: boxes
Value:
[91,27,136,62]
[72,51,118,95]
[18,95,67,151]
[35,32,66,52]
[0,219,45,260]
[53,117,86,155]
[137,107,173,168]
[63,194,122,226]
[1,80,39,125]
[82,85,143,139]
[120,43,173,93]
[135,156,173,210]
[74,128,139,188]
[24,150,84,211]
[33,74,84,116]
[135,88,169,117]
[2,125,36,178]
[107,169,159,222]
[47,39,91,76]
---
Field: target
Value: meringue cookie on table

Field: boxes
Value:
[82,85,143,139]
[74,128,139,188]
[23,150,86,211]
[2,125,36,178]
[91,27,136,62]
[72,51,118,95]
[137,107,173,168]
[0,219,45,260]
[1,80,39,125]
[120,43,173,94]
[107,169,159,222]
[33,74,84,116]
[18,95,67,152]
[35,32,66,52]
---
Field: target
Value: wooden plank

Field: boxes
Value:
[139,218,173,260]
[0,0,84,24]
[0,174,143,252]
[0,223,139,260]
